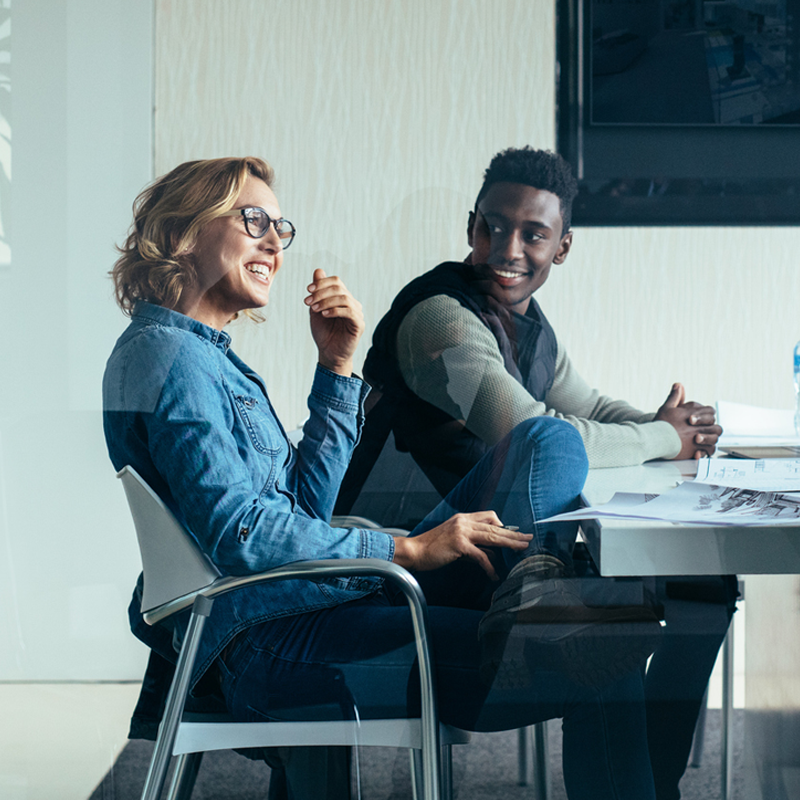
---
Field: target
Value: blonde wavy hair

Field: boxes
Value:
[111,157,275,315]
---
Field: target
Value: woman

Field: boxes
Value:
[103,157,655,799]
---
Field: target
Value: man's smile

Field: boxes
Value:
[487,265,533,286]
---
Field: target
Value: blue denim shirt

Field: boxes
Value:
[103,302,395,689]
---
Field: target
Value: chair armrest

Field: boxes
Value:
[330,514,410,537]
[143,558,420,625]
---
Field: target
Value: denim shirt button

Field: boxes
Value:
[238,527,250,542]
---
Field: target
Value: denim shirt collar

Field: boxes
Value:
[132,301,232,352]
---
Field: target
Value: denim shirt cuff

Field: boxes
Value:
[311,364,370,413]
[360,527,396,563]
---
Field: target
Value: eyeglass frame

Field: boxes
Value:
[218,206,296,249]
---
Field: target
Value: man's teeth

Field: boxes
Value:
[492,268,523,279]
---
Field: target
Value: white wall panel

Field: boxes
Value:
[155,0,557,423]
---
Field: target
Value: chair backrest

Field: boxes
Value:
[118,465,221,616]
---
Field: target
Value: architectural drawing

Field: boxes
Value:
[695,486,800,520]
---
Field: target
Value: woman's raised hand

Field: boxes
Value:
[392,511,533,581]
[305,268,365,376]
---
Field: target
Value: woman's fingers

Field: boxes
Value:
[305,271,365,375]
[309,293,359,315]
[305,277,364,322]
[460,527,531,580]
[463,542,500,581]
[485,525,532,550]
[393,513,532,575]
[306,274,352,303]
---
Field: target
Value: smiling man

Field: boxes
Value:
[336,147,734,800]
[468,179,569,312]
[339,147,720,509]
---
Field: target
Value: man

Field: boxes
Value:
[336,147,736,800]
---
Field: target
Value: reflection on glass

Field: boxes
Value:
[591,0,800,127]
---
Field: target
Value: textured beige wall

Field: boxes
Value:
[155,0,800,427]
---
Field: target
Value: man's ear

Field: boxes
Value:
[552,231,573,265]
[467,211,476,248]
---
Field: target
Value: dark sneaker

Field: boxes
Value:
[478,554,663,689]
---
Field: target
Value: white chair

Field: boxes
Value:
[118,465,470,800]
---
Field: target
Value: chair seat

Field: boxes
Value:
[176,713,471,755]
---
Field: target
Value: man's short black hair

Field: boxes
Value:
[475,147,579,232]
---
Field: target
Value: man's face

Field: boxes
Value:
[467,182,573,314]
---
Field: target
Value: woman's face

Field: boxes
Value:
[185,174,285,329]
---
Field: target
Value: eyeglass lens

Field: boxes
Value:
[243,208,295,247]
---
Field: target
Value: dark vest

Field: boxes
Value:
[335,262,557,527]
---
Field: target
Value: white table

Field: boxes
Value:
[580,460,800,577]
[580,459,800,800]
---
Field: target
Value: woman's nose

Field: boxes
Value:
[260,224,283,253]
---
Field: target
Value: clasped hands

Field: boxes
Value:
[654,382,722,460]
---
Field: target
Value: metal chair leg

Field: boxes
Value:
[412,748,424,800]
[532,721,550,800]
[721,616,735,800]
[689,686,709,768]
[141,600,212,800]
[517,724,548,797]
[517,726,531,785]
[440,745,453,800]
[166,752,203,800]
[411,746,454,800]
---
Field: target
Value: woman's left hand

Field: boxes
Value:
[305,268,365,376]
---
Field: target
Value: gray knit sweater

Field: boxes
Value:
[396,294,681,468]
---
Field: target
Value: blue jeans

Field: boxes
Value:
[218,418,655,799]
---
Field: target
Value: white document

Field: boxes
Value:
[541,492,666,524]
[694,458,800,492]
[543,482,800,527]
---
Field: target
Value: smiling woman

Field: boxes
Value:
[173,174,286,329]
[111,157,280,325]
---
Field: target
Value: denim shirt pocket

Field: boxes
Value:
[234,393,282,461]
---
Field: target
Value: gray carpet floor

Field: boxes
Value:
[89,710,743,800]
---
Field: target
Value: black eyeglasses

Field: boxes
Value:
[220,207,296,249]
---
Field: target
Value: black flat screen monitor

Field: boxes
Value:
[556,0,800,225]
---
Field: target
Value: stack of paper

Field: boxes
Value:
[544,458,800,527]
[716,400,800,447]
